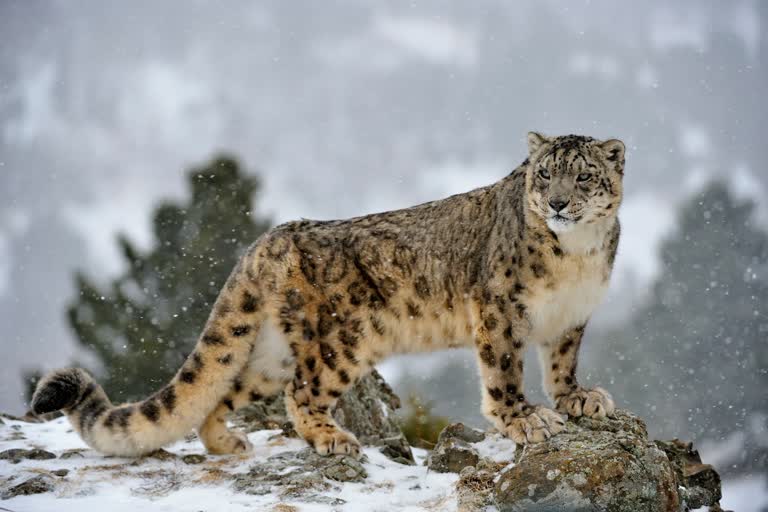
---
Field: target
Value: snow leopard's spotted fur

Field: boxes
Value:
[33,132,626,457]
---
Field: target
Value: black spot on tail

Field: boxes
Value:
[159,386,177,413]
[104,407,133,429]
[31,370,85,414]
[180,352,205,383]
[80,395,109,433]
[140,399,161,423]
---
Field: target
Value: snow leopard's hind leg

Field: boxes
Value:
[198,332,295,454]
[277,288,374,457]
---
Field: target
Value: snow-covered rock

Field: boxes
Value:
[0,415,458,511]
[0,373,726,511]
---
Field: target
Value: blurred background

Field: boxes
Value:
[1,0,766,507]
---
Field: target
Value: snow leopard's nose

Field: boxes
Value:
[548,198,570,213]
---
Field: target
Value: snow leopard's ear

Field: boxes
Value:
[599,139,626,174]
[527,132,549,155]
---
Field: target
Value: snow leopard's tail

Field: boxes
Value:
[31,258,264,456]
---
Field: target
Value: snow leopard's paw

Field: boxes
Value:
[204,430,253,455]
[503,405,566,444]
[556,386,615,420]
[310,428,362,458]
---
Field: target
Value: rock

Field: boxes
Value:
[233,458,321,497]
[0,374,725,511]
[0,412,39,423]
[131,470,182,497]
[332,371,403,444]
[182,454,206,465]
[2,431,26,442]
[0,369,402,505]
[272,505,300,512]
[145,449,177,461]
[1,411,62,423]
[428,437,480,473]
[317,454,367,482]
[231,394,287,433]
[655,439,722,510]
[488,410,723,512]
[59,449,85,459]
[427,421,490,473]
[438,423,486,444]
[456,460,507,511]
[0,448,56,463]
[378,436,415,465]
[1,475,55,499]
[232,370,414,464]
[233,447,368,501]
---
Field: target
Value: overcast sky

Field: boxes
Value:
[0,0,765,413]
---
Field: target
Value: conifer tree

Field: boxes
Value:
[67,156,271,402]
[604,181,768,471]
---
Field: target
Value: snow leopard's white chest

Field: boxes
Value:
[525,250,610,344]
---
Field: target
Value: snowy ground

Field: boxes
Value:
[2,416,765,511]
[0,416,460,511]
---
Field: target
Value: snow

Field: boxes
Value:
[568,53,621,81]
[373,15,477,68]
[690,475,768,512]
[718,476,768,512]
[472,432,517,464]
[678,124,711,159]
[614,193,676,285]
[0,417,459,511]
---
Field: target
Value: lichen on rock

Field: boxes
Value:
[427,423,487,473]
[2,475,55,499]
[0,448,56,464]
[440,410,725,512]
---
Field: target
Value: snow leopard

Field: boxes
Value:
[32,132,625,458]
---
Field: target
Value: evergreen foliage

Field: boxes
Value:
[604,181,768,471]
[66,156,271,402]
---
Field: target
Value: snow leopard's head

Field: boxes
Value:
[525,132,625,234]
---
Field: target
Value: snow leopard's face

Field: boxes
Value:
[525,132,625,234]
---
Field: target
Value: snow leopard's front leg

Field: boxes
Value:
[539,324,615,419]
[475,312,565,444]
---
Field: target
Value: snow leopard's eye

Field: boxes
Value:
[538,168,550,180]
[576,172,592,183]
